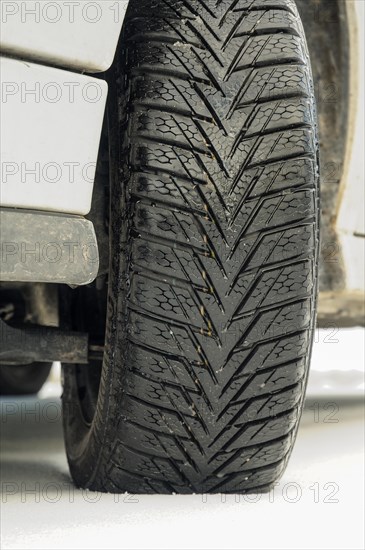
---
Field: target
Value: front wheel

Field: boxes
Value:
[62,0,319,493]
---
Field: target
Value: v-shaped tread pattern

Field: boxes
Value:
[73,0,319,494]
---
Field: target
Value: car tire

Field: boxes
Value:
[62,0,319,493]
[0,363,52,396]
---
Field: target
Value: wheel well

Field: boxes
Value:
[296,0,350,291]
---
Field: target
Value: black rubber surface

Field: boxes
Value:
[0,363,51,396]
[63,0,319,493]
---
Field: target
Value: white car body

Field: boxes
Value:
[0,0,127,72]
[0,0,127,215]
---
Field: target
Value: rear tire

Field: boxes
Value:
[63,0,319,493]
[0,363,52,396]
